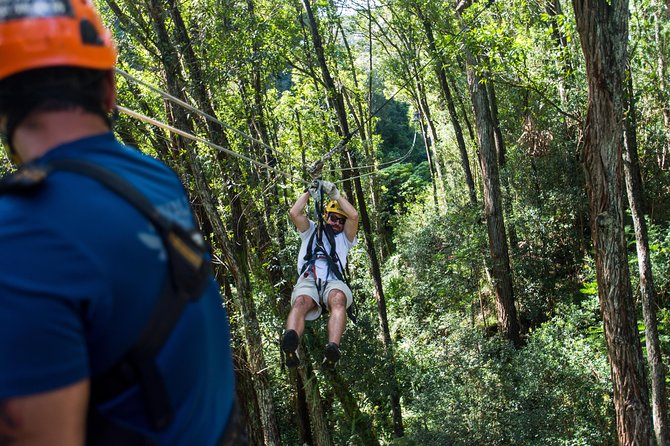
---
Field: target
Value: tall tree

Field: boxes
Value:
[301,0,404,437]
[487,80,519,250]
[573,0,653,442]
[106,0,283,441]
[369,6,442,203]
[623,66,670,446]
[415,3,477,205]
[456,1,521,347]
[652,0,670,170]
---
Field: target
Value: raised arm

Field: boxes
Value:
[288,191,311,233]
[335,194,359,242]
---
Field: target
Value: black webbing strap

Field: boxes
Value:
[1,159,212,443]
[86,411,158,446]
[319,220,358,322]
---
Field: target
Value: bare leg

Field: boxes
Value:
[326,290,347,345]
[286,295,317,337]
[283,295,317,368]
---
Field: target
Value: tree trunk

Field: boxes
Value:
[241,48,318,443]
[456,9,520,347]
[325,369,381,446]
[301,0,349,136]
[350,155,404,437]
[653,4,670,170]
[301,0,404,436]
[573,0,653,442]
[338,22,389,261]
[232,347,265,446]
[487,81,518,251]
[417,110,440,208]
[416,74,446,198]
[293,371,316,446]
[146,2,281,443]
[366,4,440,206]
[297,356,334,446]
[545,0,574,113]
[623,66,670,446]
[416,6,477,205]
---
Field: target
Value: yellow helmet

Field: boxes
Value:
[323,200,348,219]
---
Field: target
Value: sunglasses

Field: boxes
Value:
[328,214,346,225]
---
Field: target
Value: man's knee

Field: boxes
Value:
[293,295,317,313]
[328,290,347,310]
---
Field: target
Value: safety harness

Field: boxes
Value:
[0,159,242,445]
[299,182,357,323]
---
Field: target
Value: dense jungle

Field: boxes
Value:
[5,0,670,444]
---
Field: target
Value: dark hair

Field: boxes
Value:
[0,67,111,143]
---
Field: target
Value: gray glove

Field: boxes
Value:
[321,180,341,200]
[307,180,319,195]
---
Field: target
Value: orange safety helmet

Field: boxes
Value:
[0,0,117,82]
[323,200,348,219]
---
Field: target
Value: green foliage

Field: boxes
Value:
[388,197,485,317]
[378,161,431,242]
[389,297,613,445]
[373,92,424,165]
[646,220,670,306]
[636,220,670,361]
[382,192,614,444]
[96,0,670,441]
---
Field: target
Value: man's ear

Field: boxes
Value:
[102,70,116,112]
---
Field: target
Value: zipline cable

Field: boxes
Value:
[328,130,418,173]
[117,105,309,185]
[115,68,279,156]
[116,68,408,180]
[331,131,418,184]
[116,68,331,180]
[117,102,416,189]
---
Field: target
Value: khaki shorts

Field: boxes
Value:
[291,276,353,321]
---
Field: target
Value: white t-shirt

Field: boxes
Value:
[296,220,357,281]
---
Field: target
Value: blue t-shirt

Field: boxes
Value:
[0,133,235,445]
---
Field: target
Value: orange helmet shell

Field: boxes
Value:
[0,0,117,81]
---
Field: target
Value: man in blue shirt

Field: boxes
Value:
[0,0,240,444]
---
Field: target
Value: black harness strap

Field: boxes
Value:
[48,160,212,441]
[0,160,215,444]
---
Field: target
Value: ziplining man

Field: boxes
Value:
[0,0,243,444]
[281,181,359,369]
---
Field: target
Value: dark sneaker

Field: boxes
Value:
[321,342,341,370]
[281,329,300,368]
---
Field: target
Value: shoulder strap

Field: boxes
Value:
[303,225,318,263]
[47,159,210,299]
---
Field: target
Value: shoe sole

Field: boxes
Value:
[281,331,300,368]
[322,344,340,369]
